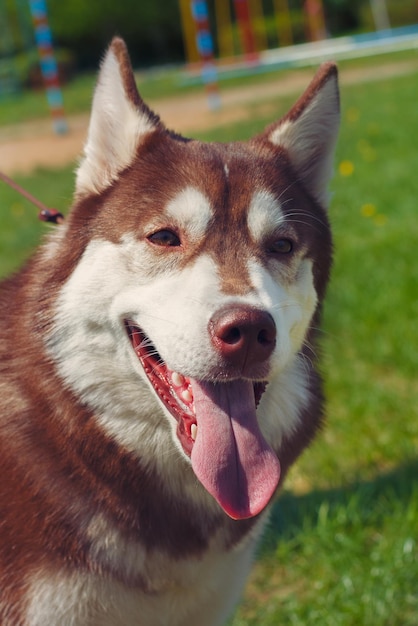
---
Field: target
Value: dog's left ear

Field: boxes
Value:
[76,37,163,197]
[258,63,340,206]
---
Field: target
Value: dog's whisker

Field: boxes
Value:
[298,351,314,375]
[282,211,329,230]
[302,340,318,362]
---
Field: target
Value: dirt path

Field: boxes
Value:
[0,58,417,176]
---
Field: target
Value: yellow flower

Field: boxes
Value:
[339,160,354,177]
[361,203,377,218]
[361,204,387,225]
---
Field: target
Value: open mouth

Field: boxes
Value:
[125,320,267,456]
[125,320,198,455]
[125,319,281,520]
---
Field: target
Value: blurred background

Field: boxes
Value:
[1,0,417,74]
[0,1,418,625]
[0,0,418,71]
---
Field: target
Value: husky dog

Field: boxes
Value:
[0,38,339,625]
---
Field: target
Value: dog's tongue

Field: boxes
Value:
[190,379,281,520]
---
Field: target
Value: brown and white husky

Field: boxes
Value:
[0,38,339,625]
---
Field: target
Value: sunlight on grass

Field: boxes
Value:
[231,463,418,625]
[285,499,413,623]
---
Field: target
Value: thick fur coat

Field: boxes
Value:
[0,39,339,625]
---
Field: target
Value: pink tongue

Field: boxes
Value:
[190,379,281,520]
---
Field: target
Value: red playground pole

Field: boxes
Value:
[233,0,259,62]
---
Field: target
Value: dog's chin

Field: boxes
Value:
[124,320,267,457]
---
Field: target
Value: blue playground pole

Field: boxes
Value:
[190,0,221,111]
[28,0,68,134]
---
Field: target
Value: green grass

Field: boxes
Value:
[1,60,417,624]
[228,65,418,625]
[0,167,74,277]
[0,70,184,126]
[234,462,418,625]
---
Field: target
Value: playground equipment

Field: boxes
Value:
[179,0,329,108]
[190,0,221,110]
[275,0,293,47]
[234,0,259,61]
[0,0,67,134]
[179,0,395,66]
[304,0,327,42]
[179,0,417,109]
[179,0,330,65]
[29,0,67,133]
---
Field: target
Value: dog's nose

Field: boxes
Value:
[209,305,276,370]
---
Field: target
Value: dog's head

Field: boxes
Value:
[49,39,339,521]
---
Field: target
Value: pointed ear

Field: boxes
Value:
[262,63,340,206]
[76,37,163,197]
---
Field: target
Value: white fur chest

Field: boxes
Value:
[25,517,266,626]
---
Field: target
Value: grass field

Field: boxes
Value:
[1,57,417,624]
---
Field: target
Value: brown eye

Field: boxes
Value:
[268,239,293,255]
[147,229,181,247]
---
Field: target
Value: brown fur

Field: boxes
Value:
[0,38,339,625]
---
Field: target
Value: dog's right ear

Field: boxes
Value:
[76,38,163,198]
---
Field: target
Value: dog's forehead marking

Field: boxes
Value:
[164,186,213,240]
[247,190,285,242]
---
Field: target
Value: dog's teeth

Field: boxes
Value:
[191,424,197,441]
[181,388,193,404]
[171,372,185,388]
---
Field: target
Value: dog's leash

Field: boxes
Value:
[0,170,65,224]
